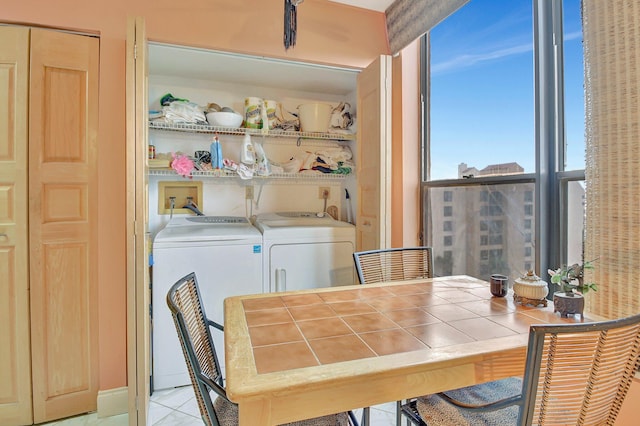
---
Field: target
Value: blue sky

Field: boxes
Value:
[429,0,585,180]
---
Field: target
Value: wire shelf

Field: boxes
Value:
[149,121,355,141]
[148,169,351,180]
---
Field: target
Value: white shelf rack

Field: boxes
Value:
[148,121,356,142]
[148,169,350,180]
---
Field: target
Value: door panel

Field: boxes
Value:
[0,25,32,426]
[29,28,99,423]
[126,16,150,425]
[356,55,392,251]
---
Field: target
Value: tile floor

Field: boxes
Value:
[41,385,401,425]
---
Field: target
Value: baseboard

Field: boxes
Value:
[97,387,129,418]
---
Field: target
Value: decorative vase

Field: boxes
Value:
[513,270,549,307]
[553,291,584,318]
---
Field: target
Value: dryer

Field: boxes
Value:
[254,212,356,292]
[151,216,263,390]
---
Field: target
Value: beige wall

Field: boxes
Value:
[391,39,421,248]
[3,0,390,391]
[401,41,421,247]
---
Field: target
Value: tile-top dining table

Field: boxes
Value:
[223,275,592,426]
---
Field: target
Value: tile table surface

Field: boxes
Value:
[237,275,584,374]
[224,275,590,425]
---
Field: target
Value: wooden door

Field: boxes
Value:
[356,55,392,251]
[0,25,32,426]
[28,28,99,423]
[126,16,150,425]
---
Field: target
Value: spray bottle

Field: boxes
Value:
[241,132,256,165]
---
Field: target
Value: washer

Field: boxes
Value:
[254,212,356,292]
[151,216,263,390]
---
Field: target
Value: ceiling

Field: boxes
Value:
[327,0,394,12]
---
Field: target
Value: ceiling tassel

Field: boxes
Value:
[284,0,304,49]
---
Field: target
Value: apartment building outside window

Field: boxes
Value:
[421,0,585,285]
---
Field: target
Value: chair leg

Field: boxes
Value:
[361,406,370,426]
[398,399,427,426]
[396,400,402,426]
[348,410,359,426]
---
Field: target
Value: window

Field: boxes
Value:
[444,236,453,246]
[563,0,586,171]
[428,0,534,181]
[426,184,535,277]
[489,205,503,216]
[489,249,504,261]
[489,220,503,233]
[524,204,533,216]
[422,0,585,281]
[480,264,490,276]
[488,192,504,204]
[440,251,453,276]
[489,235,503,245]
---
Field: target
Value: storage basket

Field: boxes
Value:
[298,103,332,132]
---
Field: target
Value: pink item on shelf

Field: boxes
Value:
[171,153,194,178]
[223,158,238,171]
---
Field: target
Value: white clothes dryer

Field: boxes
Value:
[254,212,356,293]
[151,216,263,390]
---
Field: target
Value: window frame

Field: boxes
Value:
[420,0,585,281]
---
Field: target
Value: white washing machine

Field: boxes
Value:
[254,212,356,292]
[151,216,263,390]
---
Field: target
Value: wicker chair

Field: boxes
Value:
[400,313,640,426]
[353,247,434,285]
[352,247,434,426]
[166,272,360,426]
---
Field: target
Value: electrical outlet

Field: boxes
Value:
[245,185,254,200]
[318,187,330,199]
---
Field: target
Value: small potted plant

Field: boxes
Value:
[548,261,597,295]
[548,260,597,317]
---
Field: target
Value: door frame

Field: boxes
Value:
[124,20,394,423]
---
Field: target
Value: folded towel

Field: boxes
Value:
[163,101,206,124]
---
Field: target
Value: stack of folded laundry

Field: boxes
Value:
[276,146,354,175]
[151,93,207,124]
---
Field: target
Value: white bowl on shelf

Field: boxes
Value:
[206,111,243,128]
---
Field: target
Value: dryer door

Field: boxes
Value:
[269,242,355,292]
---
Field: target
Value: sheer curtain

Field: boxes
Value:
[583,0,640,318]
